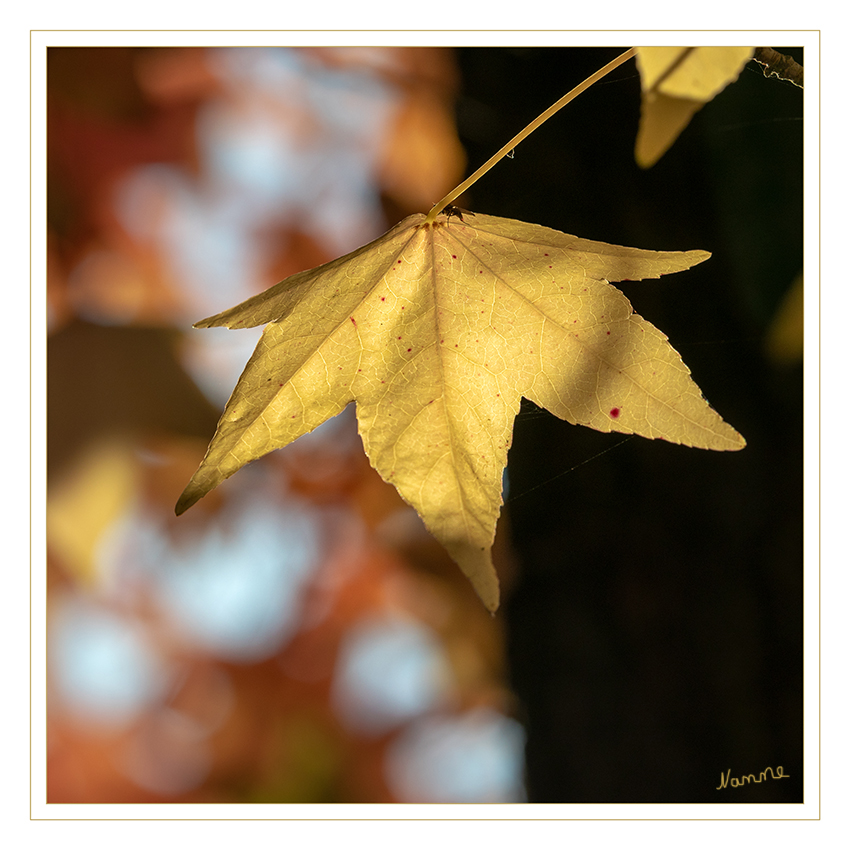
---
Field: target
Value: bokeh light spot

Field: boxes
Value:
[48,596,171,730]
[152,498,322,662]
[386,708,527,803]
[331,614,450,735]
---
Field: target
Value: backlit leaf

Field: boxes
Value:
[635,46,755,167]
[177,210,744,610]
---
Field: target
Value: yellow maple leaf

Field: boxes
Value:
[635,46,755,168]
[176,209,744,611]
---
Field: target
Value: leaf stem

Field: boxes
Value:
[425,47,637,222]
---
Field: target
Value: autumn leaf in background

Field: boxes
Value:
[634,46,755,167]
[765,272,804,364]
[177,210,745,611]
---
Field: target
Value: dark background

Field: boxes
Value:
[452,47,804,803]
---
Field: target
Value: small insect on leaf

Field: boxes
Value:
[440,204,473,223]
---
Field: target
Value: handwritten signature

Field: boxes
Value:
[716,765,790,790]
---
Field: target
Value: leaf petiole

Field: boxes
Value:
[425,47,637,222]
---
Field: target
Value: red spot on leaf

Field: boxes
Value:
[350,316,357,327]
[610,408,621,418]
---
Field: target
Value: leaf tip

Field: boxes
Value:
[707,423,746,452]
[469,558,501,613]
[441,539,501,612]
[718,419,747,452]
[174,486,200,516]
[192,315,220,329]
[678,248,711,270]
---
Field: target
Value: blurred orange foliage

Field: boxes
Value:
[46,45,521,805]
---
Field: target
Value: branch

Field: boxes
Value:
[753,48,803,89]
